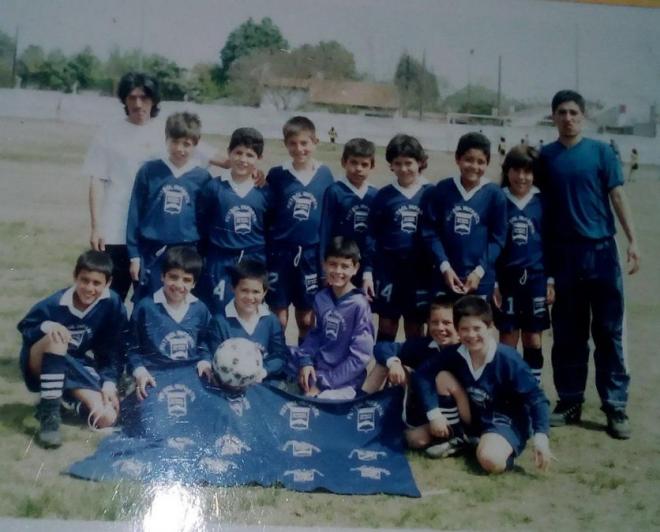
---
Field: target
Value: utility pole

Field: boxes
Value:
[467,49,474,113]
[575,24,580,92]
[418,50,426,120]
[496,54,502,116]
[11,26,19,85]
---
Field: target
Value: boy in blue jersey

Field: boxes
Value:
[293,237,375,400]
[17,250,128,448]
[493,146,554,384]
[422,132,507,300]
[538,90,640,439]
[320,138,379,298]
[127,246,213,401]
[266,116,334,340]
[413,296,552,472]
[367,134,433,342]
[126,112,212,301]
[207,259,287,381]
[197,127,271,314]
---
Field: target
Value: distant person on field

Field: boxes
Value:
[328,126,338,145]
[628,148,639,183]
[17,251,128,448]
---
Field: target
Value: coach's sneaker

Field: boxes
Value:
[549,400,582,427]
[36,399,62,448]
[425,436,466,459]
[602,406,631,440]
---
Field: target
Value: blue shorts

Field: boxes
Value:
[480,412,530,457]
[494,269,550,333]
[197,246,266,315]
[266,245,321,311]
[373,251,430,322]
[20,344,102,396]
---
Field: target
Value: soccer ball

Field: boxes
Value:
[212,338,267,390]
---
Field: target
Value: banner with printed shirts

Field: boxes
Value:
[67,365,421,497]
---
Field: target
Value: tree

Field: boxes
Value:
[187,62,223,102]
[67,46,101,91]
[287,41,358,80]
[218,17,288,84]
[143,54,186,100]
[394,52,441,118]
[443,84,505,115]
[16,44,46,87]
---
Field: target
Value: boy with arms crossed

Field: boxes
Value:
[293,237,375,400]
[17,250,128,447]
[266,116,334,340]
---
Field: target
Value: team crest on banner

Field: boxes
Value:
[158,383,196,418]
[351,466,391,480]
[228,394,250,416]
[215,434,251,456]
[284,469,324,482]
[348,401,385,432]
[349,449,387,461]
[282,440,321,457]
[200,457,237,475]
[167,437,195,451]
[280,401,320,431]
[113,459,148,479]
[162,185,190,214]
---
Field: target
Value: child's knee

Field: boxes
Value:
[476,439,510,474]
[405,427,432,449]
[435,371,459,395]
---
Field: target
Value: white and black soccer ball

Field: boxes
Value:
[212,338,267,390]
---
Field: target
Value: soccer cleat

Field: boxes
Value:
[36,399,62,448]
[425,436,467,459]
[602,406,631,440]
[549,401,582,427]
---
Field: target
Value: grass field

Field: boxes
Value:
[0,117,659,530]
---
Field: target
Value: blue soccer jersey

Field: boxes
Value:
[422,177,507,287]
[17,287,128,391]
[126,158,211,259]
[126,289,212,373]
[207,300,287,379]
[374,336,446,370]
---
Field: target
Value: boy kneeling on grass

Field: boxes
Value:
[17,250,128,448]
[413,295,553,473]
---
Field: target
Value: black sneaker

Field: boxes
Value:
[425,436,467,459]
[602,406,631,440]
[549,401,582,427]
[36,399,62,448]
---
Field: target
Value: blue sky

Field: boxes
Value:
[1,0,659,108]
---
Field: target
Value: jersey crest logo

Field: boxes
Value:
[160,331,194,361]
[350,205,370,232]
[510,215,534,245]
[200,457,237,475]
[158,383,196,418]
[67,324,91,348]
[348,449,387,461]
[533,296,546,317]
[280,401,320,431]
[288,192,318,220]
[113,458,148,478]
[323,310,344,340]
[304,273,318,293]
[350,466,391,480]
[215,434,251,456]
[226,205,256,235]
[466,386,491,408]
[396,205,421,233]
[162,184,190,215]
[282,440,321,457]
[284,468,324,482]
[450,205,479,236]
[347,401,384,433]
[167,437,195,451]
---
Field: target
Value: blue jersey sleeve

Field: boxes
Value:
[125,302,147,374]
[421,186,450,267]
[264,315,287,378]
[373,341,402,366]
[126,164,148,259]
[411,355,449,416]
[479,188,508,273]
[92,299,128,384]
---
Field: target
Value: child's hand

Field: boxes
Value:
[532,433,553,472]
[129,260,141,282]
[305,385,321,397]
[546,283,556,305]
[492,285,502,309]
[46,323,72,345]
[627,241,641,275]
[252,168,267,188]
[362,277,375,302]
[134,367,156,401]
[443,268,465,294]
[387,361,406,386]
[429,415,451,439]
[298,365,316,393]
[101,381,120,412]
[464,271,481,293]
[196,360,214,382]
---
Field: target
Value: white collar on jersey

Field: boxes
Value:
[219,168,255,198]
[283,159,320,187]
[59,285,111,319]
[503,186,540,211]
[224,299,270,336]
[428,339,442,350]
[153,287,198,324]
[457,337,497,381]
[391,175,429,200]
[162,156,198,179]
[452,175,489,202]
[340,177,371,200]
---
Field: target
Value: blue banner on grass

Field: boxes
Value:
[67,366,421,497]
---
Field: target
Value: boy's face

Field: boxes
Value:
[324,256,358,290]
[457,316,492,355]
[507,167,534,197]
[73,269,110,310]
[234,278,266,316]
[167,136,196,168]
[427,307,459,346]
[284,131,318,167]
[125,87,153,125]
[456,148,488,189]
[390,156,420,187]
[161,268,195,306]
[228,145,260,179]
[342,156,374,188]
[553,101,584,140]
